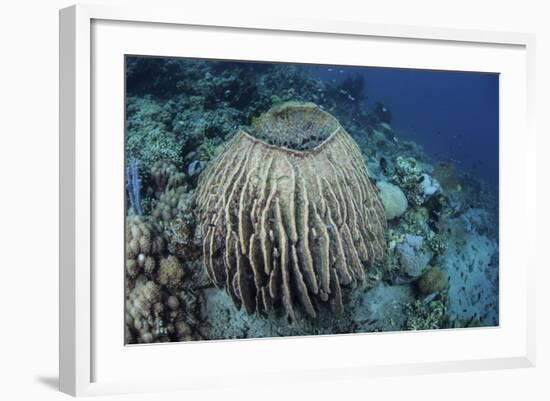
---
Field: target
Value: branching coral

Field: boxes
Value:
[152,186,193,228]
[125,96,183,172]
[125,215,164,278]
[150,160,186,193]
[195,102,386,321]
[126,277,164,343]
[125,275,201,343]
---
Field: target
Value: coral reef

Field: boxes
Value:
[195,102,386,320]
[125,277,163,343]
[376,181,408,220]
[125,275,203,343]
[123,57,500,342]
[125,96,184,173]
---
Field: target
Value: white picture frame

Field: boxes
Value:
[59,3,536,397]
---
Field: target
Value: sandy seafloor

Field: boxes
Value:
[124,58,499,344]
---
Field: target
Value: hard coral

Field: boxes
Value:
[150,160,186,193]
[125,215,164,278]
[158,255,185,290]
[376,181,408,220]
[195,102,386,321]
[417,266,449,295]
[126,277,163,343]
[152,185,196,258]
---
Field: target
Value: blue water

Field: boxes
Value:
[310,66,499,189]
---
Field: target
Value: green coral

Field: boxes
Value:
[405,299,447,330]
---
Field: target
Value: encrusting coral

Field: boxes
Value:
[195,102,387,321]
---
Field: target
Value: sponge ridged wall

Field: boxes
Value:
[195,102,386,320]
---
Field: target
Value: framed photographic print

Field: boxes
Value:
[59,4,536,396]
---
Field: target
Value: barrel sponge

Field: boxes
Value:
[195,102,387,321]
[376,181,408,220]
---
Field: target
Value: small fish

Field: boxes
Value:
[327,68,333,72]
[208,223,216,228]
